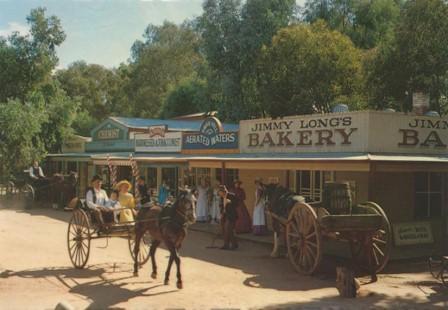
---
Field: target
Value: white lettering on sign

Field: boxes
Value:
[135,132,182,153]
[97,128,120,140]
[393,221,434,246]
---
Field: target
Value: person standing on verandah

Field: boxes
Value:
[233,180,252,234]
[196,178,209,222]
[252,177,266,235]
[218,185,239,250]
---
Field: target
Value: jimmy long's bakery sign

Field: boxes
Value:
[240,113,365,153]
[182,117,239,151]
[240,111,448,155]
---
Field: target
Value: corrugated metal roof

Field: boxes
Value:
[110,117,239,132]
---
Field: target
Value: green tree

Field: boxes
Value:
[0,100,46,177]
[56,61,129,133]
[127,21,204,118]
[258,21,363,116]
[303,0,400,49]
[199,0,296,120]
[161,79,213,118]
[367,0,448,112]
[0,7,65,102]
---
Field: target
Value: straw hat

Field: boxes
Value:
[233,179,242,185]
[115,180,132,191]
[254,177,263,183]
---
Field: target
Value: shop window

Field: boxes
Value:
[67,162,78,174]
[191,168,211,186]
[216,169,239,188]
[162,167,178,196]
[415,172,443,218]
[296,171,333,202]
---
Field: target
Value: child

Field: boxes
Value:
[106,190,121,223]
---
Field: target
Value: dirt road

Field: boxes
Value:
[0,205,446,309]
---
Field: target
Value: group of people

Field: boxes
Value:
[194,177,267,236]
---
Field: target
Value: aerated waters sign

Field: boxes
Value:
[182,117,239,150]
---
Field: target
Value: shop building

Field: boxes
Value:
[188,110,448,258]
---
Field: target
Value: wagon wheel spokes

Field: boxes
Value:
[350,202,391,274]
[286,203,321,275]
[128,231,151,267]
[67,209,91,269]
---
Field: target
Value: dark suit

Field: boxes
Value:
[221,192,239,249]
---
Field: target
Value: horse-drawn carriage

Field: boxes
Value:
[67,199,151,269]
[67,189,196,289]
[3,170,78,209]
[266,182,391,280]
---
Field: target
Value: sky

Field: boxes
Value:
[0,0,305,69]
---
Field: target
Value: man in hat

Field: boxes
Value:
[86,175,113,229]
[217,185,239,250]
[136,176,151,207]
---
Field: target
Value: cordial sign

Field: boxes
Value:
[182,117,238,150]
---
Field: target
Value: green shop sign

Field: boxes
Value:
[92,121,126,141]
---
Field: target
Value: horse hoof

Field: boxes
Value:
[177,281,183,289]
[133,272,138,277]
[164,279,169,285]
[151,272,157,279]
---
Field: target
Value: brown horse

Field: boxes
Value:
[132,189,196,289]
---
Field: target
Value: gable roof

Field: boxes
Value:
[110,116,239,132]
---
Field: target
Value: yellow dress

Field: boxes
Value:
[118,192,135,223]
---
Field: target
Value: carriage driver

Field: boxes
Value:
[29,160,45,179]
[86,175,114,229]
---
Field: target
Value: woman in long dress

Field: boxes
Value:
[116,180,136,223]
[252,178,266,235]
[233,180,252,233]
[210,180,221,223]
[158,180,169,205]
[196,179,209,222]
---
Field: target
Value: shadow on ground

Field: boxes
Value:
[0,264,176,309]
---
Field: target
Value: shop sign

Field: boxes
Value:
[393,221,434,246]
[149,125,167,137]
[94,122,125,141]
[182,117,239,150]
[240,111,448,155]
[240,113,364,153]
[135,131,182,153]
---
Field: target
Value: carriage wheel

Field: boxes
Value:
[350,202,391,274]
[286,202,322,275]
[128,230,151,267]
[67,209,91,269]
[20,184,35,209]
[7,181,16,197]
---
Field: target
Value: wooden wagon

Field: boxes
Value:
[269,182,391,277]
[67,200,151,269]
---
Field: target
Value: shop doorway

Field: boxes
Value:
[162,167,178,197]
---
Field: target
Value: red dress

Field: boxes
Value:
[233,187,252,234]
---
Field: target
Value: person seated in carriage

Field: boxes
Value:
[85,175,114,230]
[105,189,121,223]
[116,180,136,223]
[29,160,45,180]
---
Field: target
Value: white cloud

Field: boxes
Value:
[0,22,29,38]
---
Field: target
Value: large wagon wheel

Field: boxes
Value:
[20,184,35,209]
[350,202,391,274]
[286,202,322,275]
[67,209,91,269]
[128,230,151,267]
